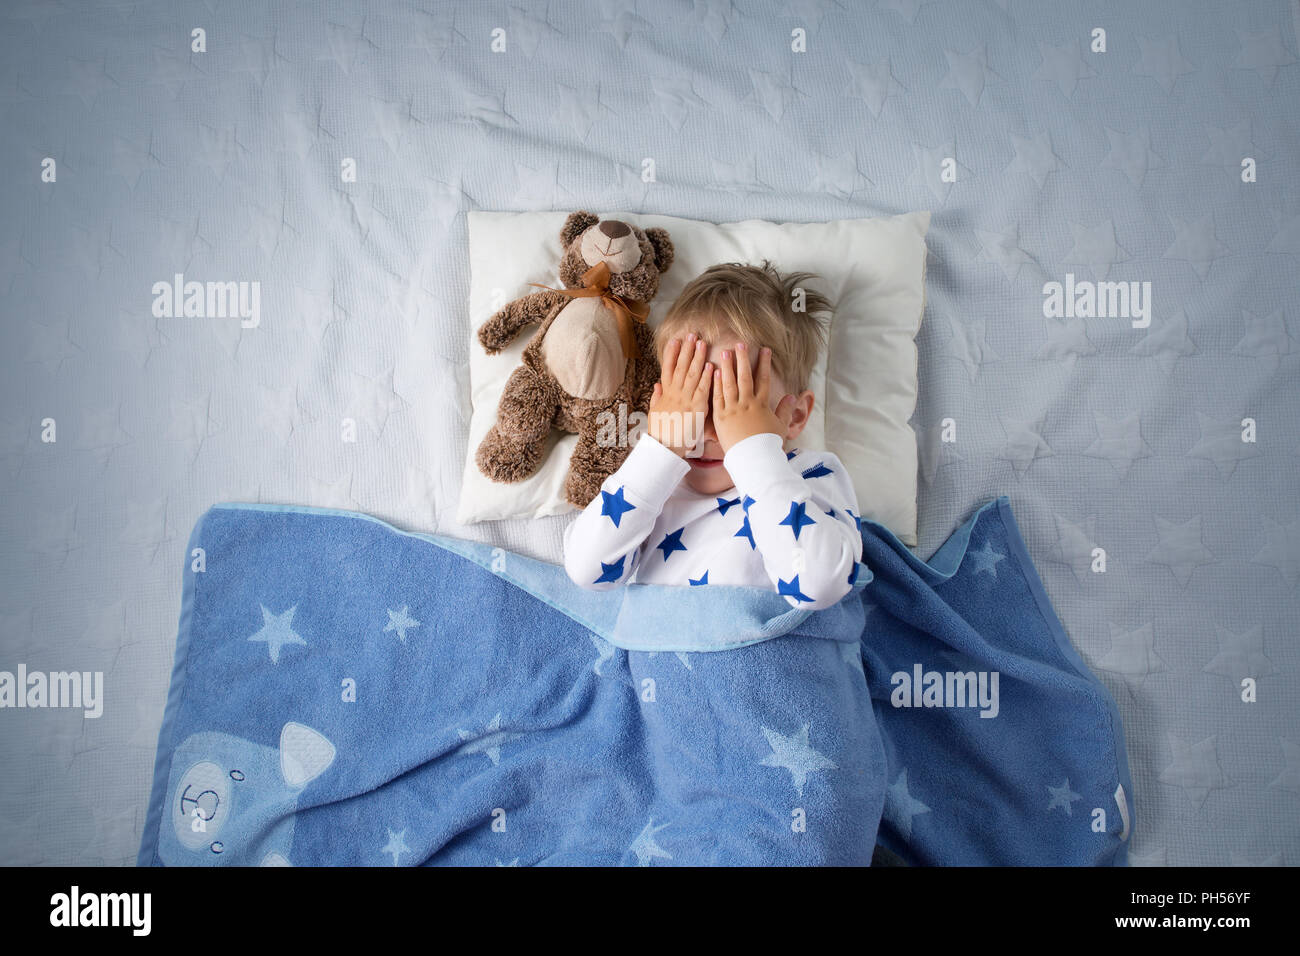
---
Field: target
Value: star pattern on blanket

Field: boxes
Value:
[454,713,525,767]
[381,827,410,866]
[1046,779,1082,816]
[884,768,930,840]
[629,818,672,866]
[758,724,837,797]
[964,541,1006,578]
[247,604,307,664]
[383,605,420,643]
[590,634,617,677]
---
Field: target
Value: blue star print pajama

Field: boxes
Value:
[563,432,864,611]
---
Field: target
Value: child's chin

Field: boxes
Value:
[685,464,734,494]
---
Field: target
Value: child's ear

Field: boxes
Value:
[785,390,815,440]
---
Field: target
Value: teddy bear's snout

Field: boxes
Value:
[581,222,641,274]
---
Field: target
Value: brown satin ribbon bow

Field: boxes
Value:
[530,260,650,361]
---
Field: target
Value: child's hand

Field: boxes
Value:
[712,342,795,453]
[649,333,712,458]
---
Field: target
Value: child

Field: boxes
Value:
[562,261,863,611]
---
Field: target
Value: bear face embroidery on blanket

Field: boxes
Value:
[160,722,336,867]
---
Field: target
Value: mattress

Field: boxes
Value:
[1,0,1297,866]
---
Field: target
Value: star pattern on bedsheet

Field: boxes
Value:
[1037,315,1096,369]
[1083,411,1153,478]
[1045,512,1100,586]
[974,222,1034,280]
[916,420,965,486]
[1250,516,1300,588]
[939,44,997,107]
[847,58,902,118]
[1064,219,1130,280]
[1032,40,1097,98]
[1133,34,1196,95]
[1146,514,1215,587]
[1162,214,1230,280]
[1269,739,1300,796]
[1231,308,1294,372]
[996,414,1055,477]
[1231,26,1297,87]
[1101,125,1164,186]
[1130,307,1198,374]
[1159,733,1229,809]
[1005,130,1063,189]
[1203,624,1277,686]
[1098,622,1167,691]
[1186,411,1260,479]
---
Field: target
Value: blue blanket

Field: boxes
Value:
[138,497,1132,866]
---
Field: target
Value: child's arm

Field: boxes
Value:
[711,342,863,610]
[723,434,863,610]
[563,433,690,589]
[563,332,711,589]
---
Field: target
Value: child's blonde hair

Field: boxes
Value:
[655,260,832,392]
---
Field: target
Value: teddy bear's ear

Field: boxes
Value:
[560,211,600,247]
[644,227,675,273]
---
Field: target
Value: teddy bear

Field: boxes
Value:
[475,211,675,508]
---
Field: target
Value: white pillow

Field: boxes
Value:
[458,209,930,547]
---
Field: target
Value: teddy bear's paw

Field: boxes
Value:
[476,428,547,483]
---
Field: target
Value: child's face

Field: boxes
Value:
[679,332,804,496]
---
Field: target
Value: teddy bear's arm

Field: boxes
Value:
[476,289,571,354]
